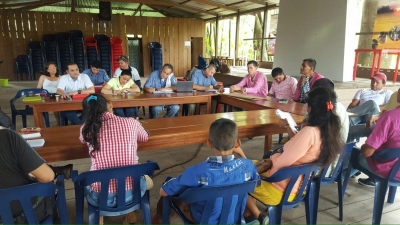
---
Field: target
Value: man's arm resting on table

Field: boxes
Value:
[361,143,376,158]
[347,99,360,110]
[144,86,155,93]
[193,84,212,91]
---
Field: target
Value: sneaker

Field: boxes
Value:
[351,171,361,178]
[258,212,269,225]
[358,177,375,187]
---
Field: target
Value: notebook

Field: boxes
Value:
[177,81,194,92]
[27,139,45,148]
[23,96,42,102]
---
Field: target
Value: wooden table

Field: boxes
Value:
[217,93,307,116]
[27,92,216,128]
[33,110,303,162]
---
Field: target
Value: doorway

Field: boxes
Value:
[127,38,144,76]
[191,37,204,68]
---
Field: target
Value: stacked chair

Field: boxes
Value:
[43,34,59,71]
[56,32,72,73]
[84,36,98,69]
[149,42,162,72]
[96,34,111,75]
[15,55,32,81]
[110,37,124,73]
[28,41,44,80]
[70,30,86,71]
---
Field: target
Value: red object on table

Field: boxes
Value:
[94,85,103,93]
[72,94,90,100]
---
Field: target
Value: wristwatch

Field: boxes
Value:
[78,90,82,94]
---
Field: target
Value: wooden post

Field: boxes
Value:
[234,10,240,66]
[215,14,218,58]
[260,5,268,62]
[71,0,76,12]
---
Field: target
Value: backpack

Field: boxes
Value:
[197,56,207,70]
[185,67,197,81]
[210,58,221,72]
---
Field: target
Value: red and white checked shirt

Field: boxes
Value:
[79,112,149,193]
[268,75,298,99]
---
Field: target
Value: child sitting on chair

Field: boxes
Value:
[152,118,259,224]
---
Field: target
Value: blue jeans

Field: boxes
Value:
[347,124,374,143]
[348,100,380,125]
[114,107,138,118]
[150,105,180,119]
[342,147,375,179]
[61,111,82,125]
[84,176,147,207]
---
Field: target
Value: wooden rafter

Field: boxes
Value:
[103,0,176,7]
[190,0,237,11]
[148,4,199,18]
[17,0,66,11]
[146,5,170,17]
[133,3,142,16]
[227,1,246,6]
[204,4,278,21]
[242,0,267,5]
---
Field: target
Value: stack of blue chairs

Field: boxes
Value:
[149,42,162,72]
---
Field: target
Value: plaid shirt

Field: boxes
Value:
[79,112,149,193]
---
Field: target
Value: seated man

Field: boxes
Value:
[144,64,180,118]
[187,64,223,115]
[267,67,298,100]
[347,73,393,126]
[81,60,110,86]
[152,118,258,224]
[0,127,72,223]
[352,92,400,187]
[347,89,400,142]
[56,62,95,125]
[293,58,324,102]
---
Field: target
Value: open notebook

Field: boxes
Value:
[27,139,45,148]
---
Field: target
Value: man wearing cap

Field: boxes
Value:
[81,60,110,86]
[114,55,141,89]
[347,72,393,126]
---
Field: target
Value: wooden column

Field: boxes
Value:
[215,14,219,58]
[71,0,76,12]
[234,10,240,66]
[260,5,268,62]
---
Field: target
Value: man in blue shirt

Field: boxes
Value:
[188,64,224,115]
[81,60,110,86]
[152,118,258,224]
[144,64,180,118]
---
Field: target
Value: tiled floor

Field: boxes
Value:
[1,78,400,224]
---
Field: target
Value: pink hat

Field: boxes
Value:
[371,73,387,82]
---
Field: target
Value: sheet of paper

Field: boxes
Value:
[275,109,298,133]
[20,132,41,139]
[154,90,174,94]
[27,139,45,148]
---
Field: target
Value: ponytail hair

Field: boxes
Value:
[306,87,343,167]
[81,94,108,156]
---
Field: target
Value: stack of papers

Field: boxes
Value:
[27,139,45,148]
[20,132,41,139]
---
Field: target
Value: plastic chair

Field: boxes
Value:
[0,176,69,224]
[259,163,320,224]
[309,142,355,224]
[72,162,160,224]
[10,88,50,128]
[347,148,400,225]
[161,180,258,224]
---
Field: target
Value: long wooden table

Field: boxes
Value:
[33,110,303,162]
[217,93,307,116]
[27,91,216,128]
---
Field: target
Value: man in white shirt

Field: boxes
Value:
[56,62,95,125]
[347,73,393,126]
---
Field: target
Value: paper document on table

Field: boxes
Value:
[27,139,45,148]
[154,90,174,94]
[275,109,298,133]
[20,132,41,139]
[228,92,266,100]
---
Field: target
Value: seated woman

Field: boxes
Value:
[79,94,150,223]
[101,69,140,118]
[244,87,343,224]
[229,60,268,96]
[36,62,60,94]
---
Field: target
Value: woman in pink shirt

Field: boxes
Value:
[243,87,343,224]
[229,60,268,96]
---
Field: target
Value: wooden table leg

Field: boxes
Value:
[264,135,272,153]
[206,97,211,114]
[32,106,45,128]
[195,103,201,115]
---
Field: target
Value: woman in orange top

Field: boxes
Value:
[244,87,343,224]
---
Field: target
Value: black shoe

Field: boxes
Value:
[358,177,375,187]
[351,171,362,178]
[53,164,73,179]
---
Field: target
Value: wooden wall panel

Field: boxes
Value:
[0,10,205,80]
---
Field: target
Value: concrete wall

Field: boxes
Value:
[274,0,363,81]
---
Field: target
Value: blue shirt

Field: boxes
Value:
[144,70,177,89]
[191,69,217,86]
[81,68,110,85]
[162,155,258,224]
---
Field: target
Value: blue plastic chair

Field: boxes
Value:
[10,88,50,128]
[72,162,160,224]
[348,148,400,225]
[161,180,258,224]
[258,163,320,225]
[309,142,355,224]
[0,176,69,224]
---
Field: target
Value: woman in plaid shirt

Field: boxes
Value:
[79,94,150,209]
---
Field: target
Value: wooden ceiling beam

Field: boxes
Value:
[227,1,246,6]
[103,0,175,7]
[204,4,278,21]
[133,3,142,16]
[242,0,267,5]
[190,0,237,11]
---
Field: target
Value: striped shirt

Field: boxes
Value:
[79,112,149,193]
[268,75,298,99]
